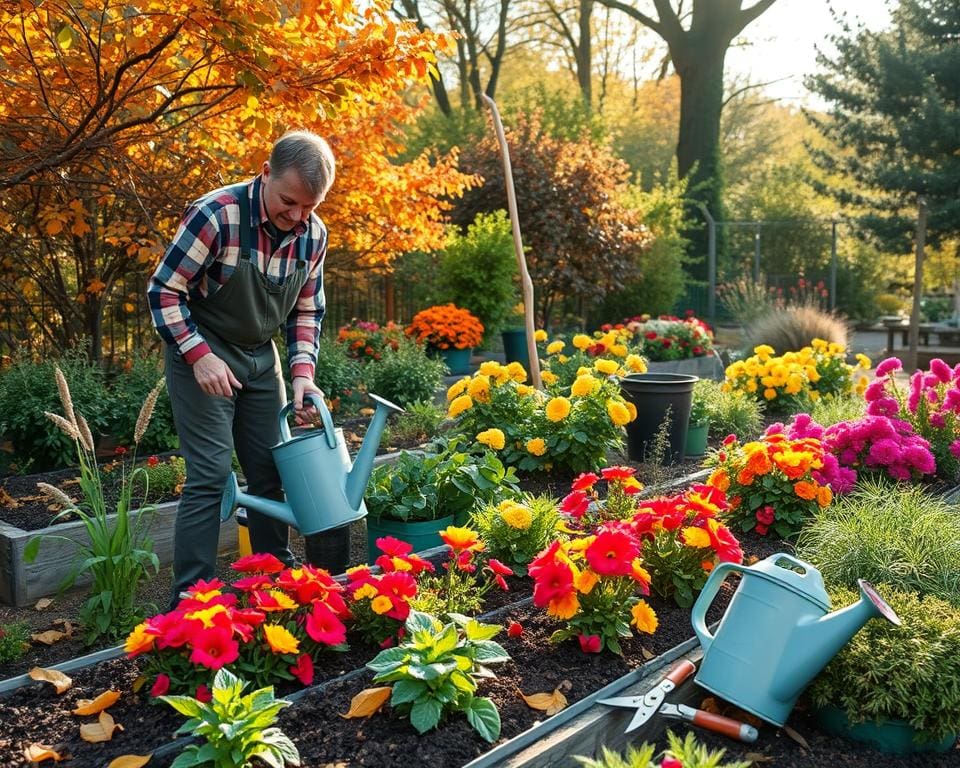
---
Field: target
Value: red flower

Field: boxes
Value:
[305,602,347,646]
[231,553,285,574]
[507,621,524,638]
[723,434,737,446]
[645,331,658,340]
[661,339,672,348]
[146,455,159,467]
[755,523,769,536]
[529,556,575,608]
[290,654,314,686]
[572,472,600,491]
[693,346,703,355]
[585,529,640,576]
[375,536,413,557]
[560,490,591,518]
[600,466,636,482]
[756,506,776,526]
[188,626,240,670]
[661,758,683,768]
[195,684,212,703]
[230,575,274,592]
[578,633,602,653]
[150,673,170,697]
[114,446,128,456]
[487,559,513,577]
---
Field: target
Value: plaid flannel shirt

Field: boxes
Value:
[147,175,326,381]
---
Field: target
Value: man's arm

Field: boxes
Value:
[286,220,327,413]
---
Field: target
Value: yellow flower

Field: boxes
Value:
[505,361,528,381]
[763,387,778,400]
[500,502,533,530]
[575,569,599,594]
[571,374,598,397]
[467,374,491,402]
[448,394,474,418]
[594,359,618,375]
[545,396,571,421]
[526,437,547,456]
[124,622,155,655]
[546,340,565,355]
[610,344,628,357]
[479,361,502,377]
[572,334,592,350]
[186,604,230,628]
[811,338,828,351]
[534,329,548,342]
[263,623,300,655]
[576,366,592,377]
[446,377,469,402]
[682,526,712,548]
[606,399,632,426]
[856,353,871,369]
[371,595,393,615]
[746,379,758,393]
[754,344,775,361]
[477,428,505,450]
[541,370,559,385]
[517,384,534,396]
[624,401,637,421]
[626,354,647,373]
[631,600,658,634]
[548,592,580,620]
[352,582,378,600]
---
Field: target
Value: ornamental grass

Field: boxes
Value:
[405,303,484,350]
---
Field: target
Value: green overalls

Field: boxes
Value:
[165,184,347,600]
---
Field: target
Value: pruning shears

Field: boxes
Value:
[598,659,759,743]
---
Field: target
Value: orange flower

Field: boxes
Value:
[439,525,483,552]
[548,591,580,619]
[631,600,658,634]
[793,480,818,500]
[736,468,755,486]
[574,569,599,595]
[707,468,730,492]
[405,304,484,350]
[817,485,833,507]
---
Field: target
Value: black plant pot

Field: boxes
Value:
[619,373,699,463]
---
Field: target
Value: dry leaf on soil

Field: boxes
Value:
[640,647,655,660]
[520,687,568,715]
[783,724,810,749]
[340,686,392,719]
[744,754,774,763]
[0,487,19,508]
[80,711,123,743]
[107,755,152,768]
[72,689,121,716]
[28,667,72,694]
[21,743,63,763]
[31,629,67,645]
[52,618,76,635]
[34,597,53,611]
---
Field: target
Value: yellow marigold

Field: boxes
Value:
[809,390,821,401]
[763,387,778,400]
[517,384,534,396]
[263,623,300,655]
[548,592,580,620]
[353,582,378,600]
[505,361,527,382]
[526,437,547,456]
[371,595,393,615]
[811,338,828,351]
[610,344,628,357]
[467,374,491,402]
[745,379,758,393]
[594,358,619,375]
[754,344,775,359]
[545,396,571,421]
[448,394,474,418]
[534,329,548,342]
[624,401,637,421]
[541,370,559,385]
[446,377,469,402]
[576,366,592,377]
[606,399,632,426]
[855,376,868,395]
[682,526,712,549]
[626,354,647,373]
[477,428,505,450]
[124,622,155,655]
[575,569,599,594]
[500,501,533,530]
[572,334,592,350]
[708,468,730,492]
[546,340,565,355]
[631,600,658,634]
[571,374,598,397]
[856,353,871,369]
[479,361,502,377]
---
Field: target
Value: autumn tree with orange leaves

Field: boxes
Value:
[0,0,473,361]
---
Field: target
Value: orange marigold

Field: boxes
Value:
[405,304,484,350]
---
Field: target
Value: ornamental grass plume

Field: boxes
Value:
[134,379,163,444]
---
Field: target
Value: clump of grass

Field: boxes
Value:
[381,400,445,448]
[641,406,674,492]
[0,622,31,664]
[741,306,848,355]
[809,393,865,427]
[693,379,764,440]
[795,479,960,604]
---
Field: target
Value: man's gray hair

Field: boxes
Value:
[269,130,336,199]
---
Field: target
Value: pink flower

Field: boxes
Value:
[375,536,413,557]
[863,380,887,403]
[755,506,775,526]
[930,358,953,383]
[195,684,212,703]
[188,627,240,670]
[305,602,347,646]
[950,440,960,460]
[572,472,600,491]
[661,759,683,768]
[231,553,285,574]
[560,490,591,518]
[875,358,902,377]
[290,654,314,686]
[578,633,602,653]
[150,673,170,697]
[867,397,900,418]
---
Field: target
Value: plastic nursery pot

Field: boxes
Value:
[428,345,472,376]
[365,514,454,564]
[814,704,958,755]
[684,420,709,457]
[619,373,698,464]
[501,328,529,372]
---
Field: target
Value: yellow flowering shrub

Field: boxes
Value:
[539,327,647,389]
[471,495,561,576]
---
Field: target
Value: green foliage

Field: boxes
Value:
[0,350,110,471]
[110,355,177,454]
[471,495,561,576]
[362,339,446,409]
[437,211,518,345]
[692,379,763,439]
[380,400,444,449]
[809,393,865,427]
[576,730,751,768]
[796,480,960,604]
[367,610,510,743]
[133,454,186,498]
[161,667,299,768]
[0,622,30,664]
[365,437,519,523]
[809,585,960,742]
[313,336,364,413]
[740,306,848,356]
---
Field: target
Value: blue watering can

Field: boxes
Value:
[220,392,403,535]
[691,553,900,726]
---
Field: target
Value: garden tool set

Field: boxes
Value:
[599,659,759,743]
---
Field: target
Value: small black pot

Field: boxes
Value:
[619,373,699,463]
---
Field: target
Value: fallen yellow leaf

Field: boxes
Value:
[0,487,20,508]
[28,667,72,694]
[107,755,153,768]
[31,629,67,645]
[22,743,63,763]
[340,686,392,719]
[34,597,53,610]
[783,724,810,750]
[80,711,123,743]
[519,687,568,715]
[72,689,121,716]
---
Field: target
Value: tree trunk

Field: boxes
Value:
[576,0,593,108]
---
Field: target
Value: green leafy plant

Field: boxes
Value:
[362,338,447,408]
[110,353,178,454]
[692,379,763,441]
[132,454,186,499]
[688,381,710,426]
[796,479,960,604]
[380,400,444,449]
[0,622,30,664]
[471,494,560,576]
[809,586,960,743]
[313,336,364,414]
[366,610,510,742]
[160,667,300,768]
[809,392,866,427]
[365,437,519,523]
[575,729,751,768]
[26,368,161,643]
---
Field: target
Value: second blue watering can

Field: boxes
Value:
[691,553,900,726]
[220,392,403,535]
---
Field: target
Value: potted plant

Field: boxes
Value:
[684,381,711,457]
[809,585,960,754]
[405,303,484,375]
[363,437,519,562]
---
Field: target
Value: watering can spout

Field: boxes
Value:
[773,579,901,703]
[220,472,299,530]
[344,394,404,509]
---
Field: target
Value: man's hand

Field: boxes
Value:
[193,352,243,398]
[292,376,326,425]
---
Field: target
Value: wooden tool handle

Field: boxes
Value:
[690,710,759,743]
[665,659,697,686]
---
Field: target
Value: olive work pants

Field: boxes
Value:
[165,343,349,604]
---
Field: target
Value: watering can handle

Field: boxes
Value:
[277,392,338,450]
[691,561,747,653]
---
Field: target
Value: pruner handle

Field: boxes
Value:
[688,708,759,743]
